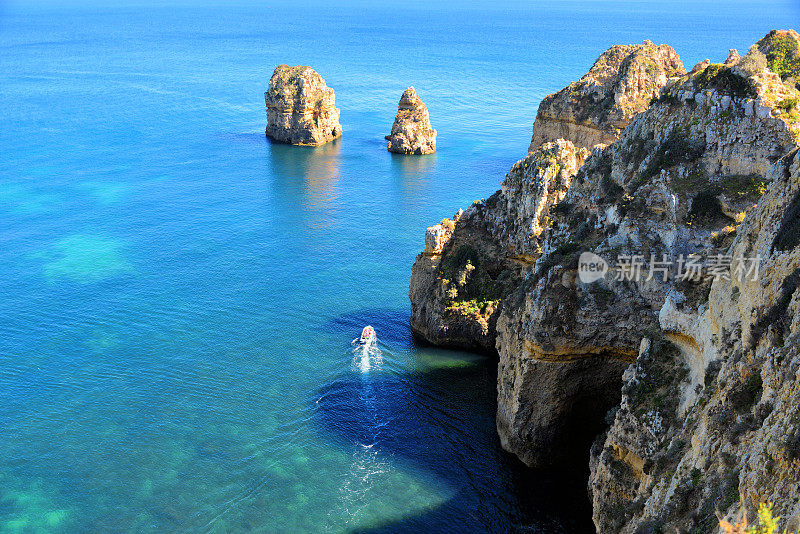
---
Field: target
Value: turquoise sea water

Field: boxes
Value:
[1,1,798,532]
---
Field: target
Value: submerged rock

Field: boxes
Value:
[264,65,342,146]
[528,40,685,152]
[386,87,436,155]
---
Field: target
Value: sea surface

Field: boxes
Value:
[1,1,797,532]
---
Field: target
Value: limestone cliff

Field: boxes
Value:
[584,48,800,533]
[589,147,800,534]
[409,30,800,532]
[409,140,587,353]
[265,65,342,146]
[528,40,685,152]
[498,56,797,471]
[386,87,437,155]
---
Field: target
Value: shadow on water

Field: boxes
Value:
[389,151,437,177]
[313,345,595,532]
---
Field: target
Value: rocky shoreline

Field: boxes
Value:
[409,32,800,532]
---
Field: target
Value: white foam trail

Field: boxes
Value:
[324,331,389,530]
[351,336,382,373]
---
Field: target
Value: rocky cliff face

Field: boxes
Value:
[409,139,587,353]
[386,87,437,155]
[589,147,800,534]
[409,30,800,532]
[528,41,685,153]
[410,41,682,360]
[498,57,797,471]
[265,65,342,146]
[584,58,800,533]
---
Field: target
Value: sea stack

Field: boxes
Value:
[386,87,436,155]
[264,65,342,146]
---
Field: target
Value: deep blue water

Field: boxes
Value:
[1,1,798,532]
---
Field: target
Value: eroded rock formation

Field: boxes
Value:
[589,148,800,534]
[409,139,587,354]
[505,52,797,468]
[409,29,800,532]
[528,40,685,152]
[265,65,342,146]
[386,87,437,155]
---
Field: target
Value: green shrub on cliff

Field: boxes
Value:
[777,97,798,112]
[719,174,770,199]
[693,64,758,98]
[751,268,800,347]
[640,127,705,182]
[440,218,456,231]
[729,370,763,411]
[759,32,800,89]
[719,502,798,534]
[772,193,800,252]
[627,335,688,421]
[551,200,573,216]
[440,243,505,310]
[739,45,768,77]
[441,244,479,279]
[671,173,768,203]
[776,98,799,124]
[445,298,498,317]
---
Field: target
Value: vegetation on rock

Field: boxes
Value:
[410,28,800,534]
[720,502,798,534]
[739,45,769,77]
[758,30,800,89]
[693,64,758,99]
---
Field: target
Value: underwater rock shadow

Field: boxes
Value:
[313,364,594,533]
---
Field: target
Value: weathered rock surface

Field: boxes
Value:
[410,30,800,533]
[584,40,800,531]
[409,140,587,354]
[589,148,800,534]
[528,41,685,152]
[265,65,342,146]
[498,58,796,470]
[724,49,741,66]
[386,87,436,155]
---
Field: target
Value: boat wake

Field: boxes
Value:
[351,325,382,373]
[321,326,391,529]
